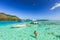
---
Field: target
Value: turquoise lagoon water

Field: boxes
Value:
[0,21,60,40]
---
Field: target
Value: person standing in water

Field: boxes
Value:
[34,30,38,38]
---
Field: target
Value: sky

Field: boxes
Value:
[0,0,60,20]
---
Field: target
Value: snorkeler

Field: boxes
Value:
[34,30,38,38]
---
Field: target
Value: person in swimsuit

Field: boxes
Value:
[34,30,38,38]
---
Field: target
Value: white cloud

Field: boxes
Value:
[50,3,60,10]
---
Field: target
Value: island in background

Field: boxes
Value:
[0,13,21,21]
[0,12,50,22]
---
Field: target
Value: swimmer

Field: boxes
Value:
[34,31,38,38]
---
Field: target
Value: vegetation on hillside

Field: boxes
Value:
[0,13,21,21]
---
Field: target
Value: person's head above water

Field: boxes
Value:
[34,30,36,32]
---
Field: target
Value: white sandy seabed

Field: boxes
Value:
[0,23,60,40]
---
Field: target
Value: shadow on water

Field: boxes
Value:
[10,27,20,29]
[55,35,60,38]
[30,35,36,38]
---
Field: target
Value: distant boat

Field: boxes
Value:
[30,21,38,24]
[12,24,26,28]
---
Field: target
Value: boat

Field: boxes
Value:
[12,24,26,28]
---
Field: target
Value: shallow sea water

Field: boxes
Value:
[0,21,60,40]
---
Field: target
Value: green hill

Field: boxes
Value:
[0,13,21,21]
